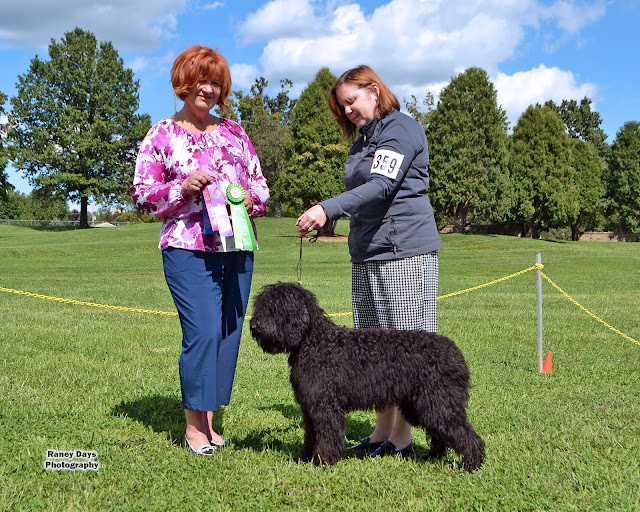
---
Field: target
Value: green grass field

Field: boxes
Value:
[1,219,639,511]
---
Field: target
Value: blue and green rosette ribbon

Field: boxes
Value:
[226,183,257,251]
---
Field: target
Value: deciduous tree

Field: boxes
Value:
[403,92,434,131]
[232,77,295,215]
[8,28,151,228]
[0,91,9,199]
[545,97,609,161]
[0,189,69,221]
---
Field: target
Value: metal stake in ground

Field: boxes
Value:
[537,252,543,373]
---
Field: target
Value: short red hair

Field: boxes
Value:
[329,65,400,138]
[170,45,232,109]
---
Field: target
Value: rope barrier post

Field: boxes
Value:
[536,253,543,373]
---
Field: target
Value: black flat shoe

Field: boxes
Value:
[370,440,413,458]
[346,436,384,451]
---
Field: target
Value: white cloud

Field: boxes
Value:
[494,64,598,127]
[126,52,176,75]
[203,1,224,10]
[544,0,608,34]
[239,0,319,43]
[0,0,187,51]
[127,56,152,74]
[234,0,605,129]
[230,63,261,90]
[246,0,546,89]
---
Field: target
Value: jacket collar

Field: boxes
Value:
[361,117,379,143]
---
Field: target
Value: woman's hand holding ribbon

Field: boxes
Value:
[181,171,213,198]
[243,191,253,215]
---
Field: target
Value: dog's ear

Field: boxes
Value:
[275,283,315,351]
[250,282,313,353]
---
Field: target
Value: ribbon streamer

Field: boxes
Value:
[202,182,233,237]
[226,184,257,251]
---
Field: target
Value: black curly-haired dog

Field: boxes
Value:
[249,282,485,472]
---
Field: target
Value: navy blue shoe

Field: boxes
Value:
[346,436,384,452]
[370,440,413,458]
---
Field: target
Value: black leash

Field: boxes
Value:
[297,232,319,284]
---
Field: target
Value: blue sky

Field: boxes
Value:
[1,0,638,196]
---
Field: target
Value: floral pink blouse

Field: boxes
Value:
[132,117,270,252]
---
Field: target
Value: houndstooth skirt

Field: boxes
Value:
[352,251,438,333]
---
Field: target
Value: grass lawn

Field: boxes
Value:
[1,218,639,511]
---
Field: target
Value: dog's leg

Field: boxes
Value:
[436,420,484,472]
[306,407,345,465]
[411,390,484,471]
[300,408,316,463]
[408,389,450,455]
[426,432,448,459]
[453,421,485,472]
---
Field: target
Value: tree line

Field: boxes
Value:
[1,28,638,237]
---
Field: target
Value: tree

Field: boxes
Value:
[8,27,151,228]
[275,68,350,234]
[606,121,640,232]
[232,77,295,215]
[545,97,609,161]
[0,189,69,221]
[403,92,435,131]
[569,138,606,240]
[508,105,579,238]
[426,67,510,232]
[245,108,288,215]
[0,91,9,199]
[266,78,297,125]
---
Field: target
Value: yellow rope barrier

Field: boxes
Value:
[436,264,543,300]
[0,286,178,317]
[539,273,640,347]
[2,258,637,348]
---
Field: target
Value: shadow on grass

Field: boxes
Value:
[28,225,80,231]
[112,397,437,463]
[236,402,435,462]
[111,394,225,446]
[258,402,380,443]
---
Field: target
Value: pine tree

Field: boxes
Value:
[569,138,605,239]
[275,68,350,234]
[8,28,151,227]
[607,121,640,232]
[427,68,510,232]
[508,105,579,237]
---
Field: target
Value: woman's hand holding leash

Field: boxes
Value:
[296,205,327,237]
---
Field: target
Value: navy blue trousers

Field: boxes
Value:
[162,247,254,412]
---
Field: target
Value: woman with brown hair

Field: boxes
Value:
[296,65,442,457]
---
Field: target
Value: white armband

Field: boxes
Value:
[370,149,405,180]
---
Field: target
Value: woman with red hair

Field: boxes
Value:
[132,45,269,456]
